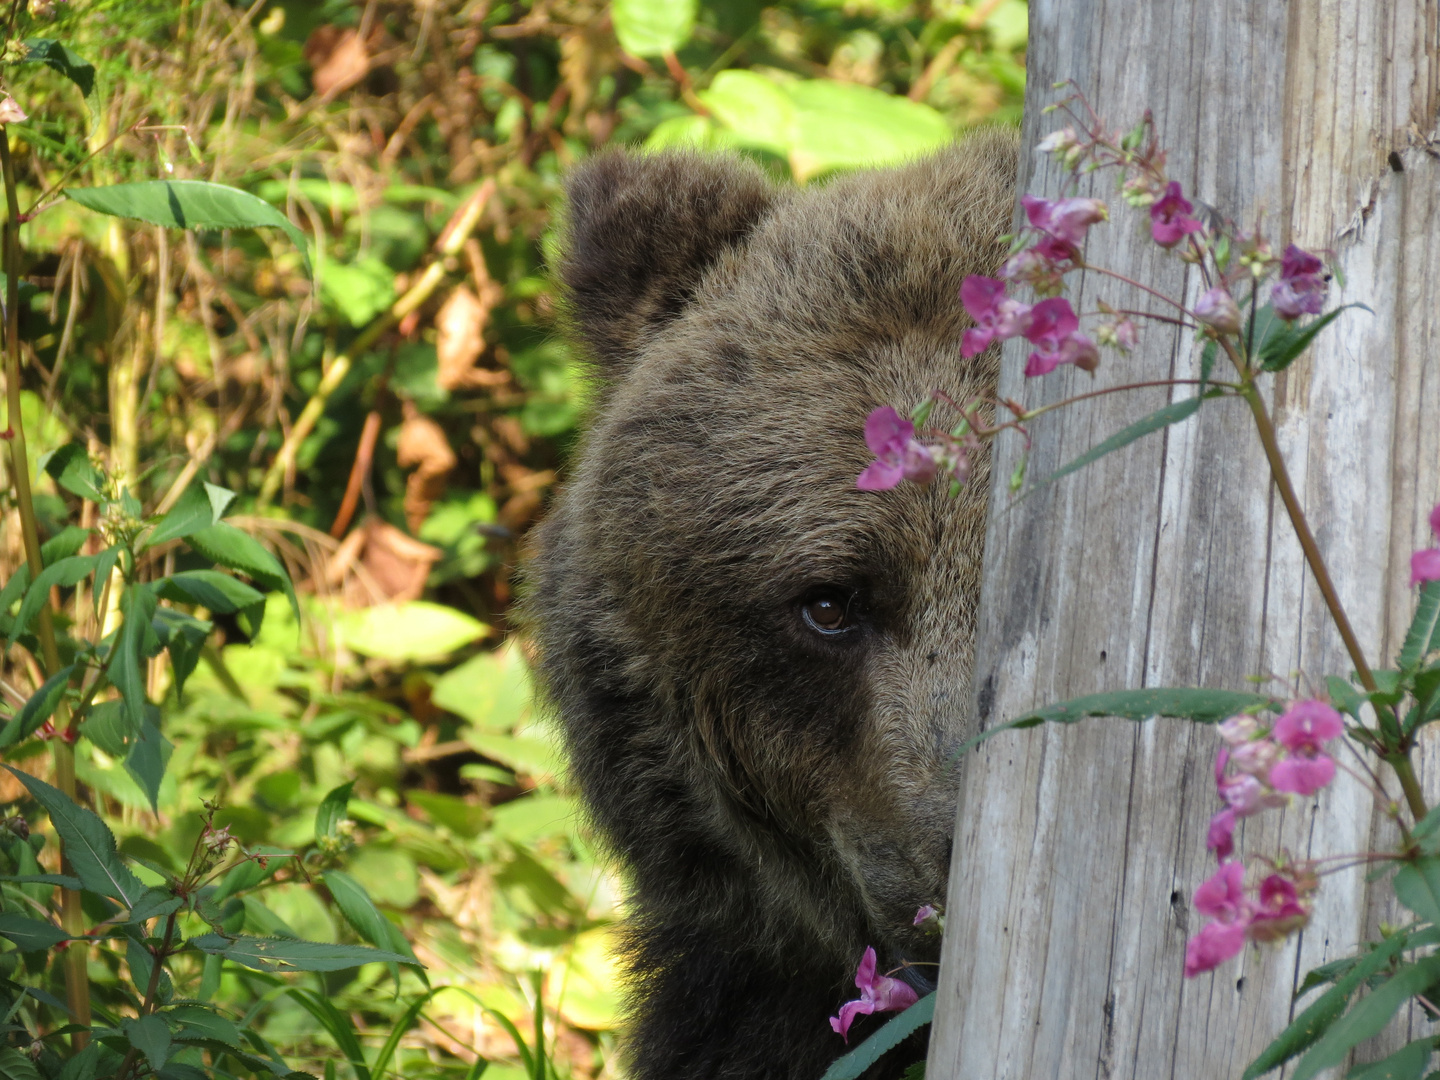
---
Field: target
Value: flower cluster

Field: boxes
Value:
[828,946,919,1042]
[1411,503,1440,587]
[1185,859,1318,977]
[1185,700,1343,977]
[1206,702,1344,861]
[855,406,979,493]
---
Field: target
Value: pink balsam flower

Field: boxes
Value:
[1021,194,1108,247]
[1271,245,1327,321]
[857,407,937,491]
[829,947,919,1042]
[1149,182,1203,248]
[1184,920,1246,977]
[1267,700,1342,797]
[1413,504,1440,585]
[1022,298,1098,377]
[960,276,1033,357]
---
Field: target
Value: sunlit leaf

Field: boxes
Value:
[184,523,297,620]
[38,443,104,502]
[20,39,96,99]
[10,554,98,645]
[611,0,696,57]
[337,601,490,662]
[315,781,355,845]
[785,80,950,181]
[144,481,235,549]
[66,181,311,275]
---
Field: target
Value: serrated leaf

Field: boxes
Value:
[0,873,83,889]
[1244,934,1409,1079]
[1401,582,1440,672]
[123,1014,172,1072]
[0,912,67,951]
[65,181,311,275]
[1290,956,1440,1080]
[1327,675,1367,719]
[189,933,414,972]
[20,39,96,98]
[820,994,935,1080]
[1019,396,1205,499]
[143,481,235,549]
[80,700,135,757]
[39,444,104,502]
[184,523,297,620]
[128,887,182,925]
[1346,1038,1433,1079]
[958,687,1272,755]
[168,1005,245,1049]
[0,663,73,749]
[315,781,354,843]
[54,1043,99,1080]
[610,0,696,57]
[10,554,98,645]
[1258,304,1370,373]
[2,766,146,907]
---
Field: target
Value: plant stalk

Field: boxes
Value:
[1,129,92,1040]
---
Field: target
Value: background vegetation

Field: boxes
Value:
[0,1,1024,1077]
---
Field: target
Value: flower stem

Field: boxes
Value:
[0,131,91,1042]
[1241,385,1429,821]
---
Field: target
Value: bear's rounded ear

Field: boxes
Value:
[558,149,776,381]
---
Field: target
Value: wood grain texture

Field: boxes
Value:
[928,1,1440,1076]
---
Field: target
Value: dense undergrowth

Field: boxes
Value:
[0,2,1024,1077]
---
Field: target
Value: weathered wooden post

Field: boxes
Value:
[928,1,1440,1076]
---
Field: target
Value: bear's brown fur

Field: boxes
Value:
[531,129,1017,1079]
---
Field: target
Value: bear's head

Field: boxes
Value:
[532,131,1016,1032]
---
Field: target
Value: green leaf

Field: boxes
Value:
[1401,581,1440,672]
[280,989,371,1080]
[697,70,794,157]
[65,181,311,275]
[1291,956,1440,1080]
[0,663,73,749]
[0,912,67,951]
[54,1043,100,1080]
[610,0,696,57]
[1394,858,1440,925]
[1198,340,1217,394]
[2,766,146,907]
[123,1014,172,1072]
[80,700,134,757]
[958,687,1272,755]
[39,443,104,502]
[168,1005,246,1051]
[337,601,489,662]
[151,607,211,697]
[10,554,98,645]
[0,567,29,621]
[144,481,235,549]
[1020,397,1206,498]
[41,526,91,563]
[154,569,265,616]
[321,870,424,981]
[1258,304,1370,373]
[189,933,414,972]
[123,713,173,812]
[1346,1039,1434,1079]
[91,546,120,617]
[0,1048,43,1080]
[1244,934,1409,1079]
[0,873,83,889]
[1327,675,1367,719]
[784,80,950,181]
[820,994,935,1080]
[316,781,355,844]
[184,523,298,620]
[19,39,96,98]
[110,584,158,737]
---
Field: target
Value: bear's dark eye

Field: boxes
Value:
[801,591,852,635]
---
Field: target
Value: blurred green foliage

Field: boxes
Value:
[0,1,1024,1077]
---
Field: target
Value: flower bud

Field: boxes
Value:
[0,96,28,126]
[1194,286,1240,334]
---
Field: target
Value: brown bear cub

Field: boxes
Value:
[531,129,1016,1079]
